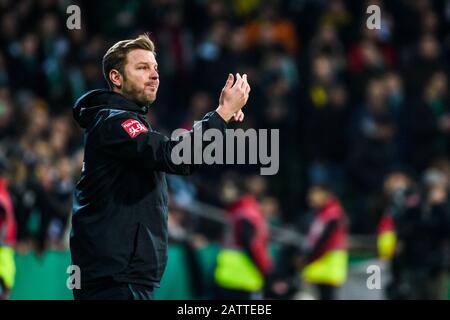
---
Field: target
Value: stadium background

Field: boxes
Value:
[0,0,449,299]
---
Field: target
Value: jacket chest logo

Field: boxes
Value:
[121,119,149,138]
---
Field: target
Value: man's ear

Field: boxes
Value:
[109,69,123,89]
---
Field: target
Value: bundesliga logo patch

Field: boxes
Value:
[121,119,148,138]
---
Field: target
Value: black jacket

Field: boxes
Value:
[70,89,227,288]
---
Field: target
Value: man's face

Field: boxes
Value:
[121,49,159,106]
[307,187,329,209]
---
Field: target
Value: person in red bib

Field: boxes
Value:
[0,156,17,300]
[214,174,272,299]
[299,183,349,300]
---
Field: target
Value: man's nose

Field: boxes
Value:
[150,69,159,80]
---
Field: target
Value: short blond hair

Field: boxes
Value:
[102,33,155,89]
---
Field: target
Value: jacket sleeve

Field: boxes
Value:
[0,202,6,241]
[97,110,227,175]
[239,219,272,275]
[304,219,338,264]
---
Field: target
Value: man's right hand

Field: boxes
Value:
[216,73,251,122]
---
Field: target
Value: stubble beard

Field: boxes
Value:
[122,77,156,107]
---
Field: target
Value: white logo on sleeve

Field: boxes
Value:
[121,119,149,138]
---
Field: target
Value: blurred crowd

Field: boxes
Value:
[0,0,450,299]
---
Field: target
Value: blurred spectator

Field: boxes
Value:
[180,91,213,130]
[348,77,400,233]
[167,203,205,299]
[299,183,348,300]
[0,154,17,300]
[9,33,46,95]
[244,174,268,200]
[379,168,414,229]
[406,168,450,299]
[378,167,414,298]
[405,34,443,96]
[214,173,272,299]
[7,159,35,251]
[386,167,450,299]
[244,2,299,55]
[319,0,353,43]
[407,71,450,172]
[260,196,282,228]
[304,83,350,193]
[309,24,346,73]
[0,86,13,138]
